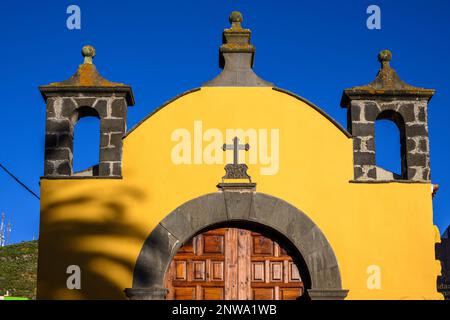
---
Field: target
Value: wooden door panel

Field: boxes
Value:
[193,261,206,281]
[178,238,194,253]
[251,262,265,282]
[174,261,187,280]
[203,287,224,300]
[280,288,302,300]
[253,288,275,300]
[269,262,283,282]
[252,234,274,255]
[174,287,196,300]
[203,234,225,254]
[289,262,301,282]
[210,261,224,281]
[165,228,303,300]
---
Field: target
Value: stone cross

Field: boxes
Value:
[222,137,250,165]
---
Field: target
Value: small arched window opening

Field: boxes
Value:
[375,110,407,179]
[72,106,100,176]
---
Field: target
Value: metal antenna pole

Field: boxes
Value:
[0,212,5,247]
[6,220,11,245]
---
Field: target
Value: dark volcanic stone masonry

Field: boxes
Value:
[39,45,134,177]
[341,50,435,181]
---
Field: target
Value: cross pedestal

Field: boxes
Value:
[217,136,256,191]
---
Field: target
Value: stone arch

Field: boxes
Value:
[72,105,101,123]
[125,192,348,300]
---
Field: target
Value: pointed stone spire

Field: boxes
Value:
[204,11,272,87]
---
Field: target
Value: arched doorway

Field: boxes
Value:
[165,227,304,300]
[125,192,348,300]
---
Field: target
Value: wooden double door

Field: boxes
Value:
[165,228,304,300]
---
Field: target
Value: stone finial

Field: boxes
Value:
[378,49,392,64]
[229,11,243,29]
[203,11,272,87]
[221,11,253,54]
[82,45,96,64]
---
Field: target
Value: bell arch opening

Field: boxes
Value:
[375,110,407,179]
[72,106,101,174]
[125,192,348,300]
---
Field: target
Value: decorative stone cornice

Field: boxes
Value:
[204,11,272,87]
[341,50,434,107]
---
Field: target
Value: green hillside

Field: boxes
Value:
[0,240,38,299]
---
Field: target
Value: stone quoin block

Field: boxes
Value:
[100,133,111,148]
[45,134,58,148]
[46,119,72,133]
[399,104,416,122]
[408,153,428,167]
[353,151,376,166]
[93,100,108,118]
[109,133,124,148]
[58,133,73,148]
[417,107,427,122]
[407,124,428,137]
[45,99,57,118]
[362,102,380,121]
[101,118,126,133]
[351,123,374,137]
[44,161,55,175]
[56,161,72,175]
[111,99,127,118]
[98,163,110,176]
[61,99,78,118]
[100,147,122,162]
[111,162,122,176]
[44,148,71,161]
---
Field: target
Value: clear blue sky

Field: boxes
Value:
[0,0,449,243]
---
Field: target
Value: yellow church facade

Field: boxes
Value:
[37,12,442,300]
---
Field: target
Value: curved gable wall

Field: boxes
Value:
[121,86,355,236]
[123,86,353,193]
[38,86,441,300]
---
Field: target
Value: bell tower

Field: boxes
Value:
[39,45,134,177]
[341,50,435,181]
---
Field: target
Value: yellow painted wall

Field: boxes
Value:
[37,87,442,299]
